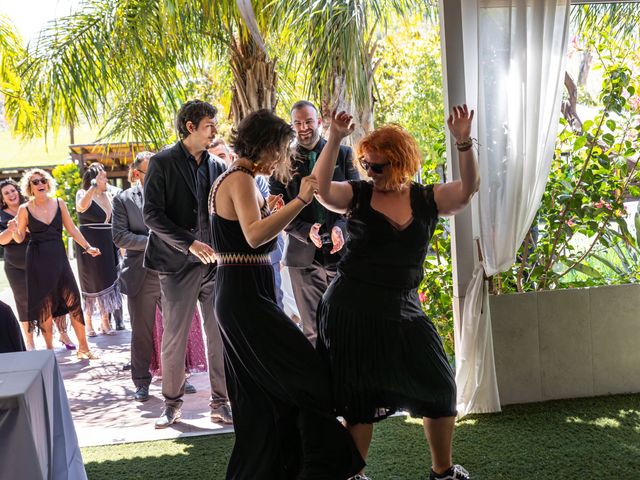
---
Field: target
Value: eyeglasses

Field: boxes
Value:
[30,178,48,186]
[358,158,391,174]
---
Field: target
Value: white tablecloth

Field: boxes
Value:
[0,350,87,480]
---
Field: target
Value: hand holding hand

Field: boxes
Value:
[447,104,474,143]
[85,246,101,257]
[268,194,284,212]
[309,223,322,248]
[299,175,319,204]
[7,218,18,233]
[189,240,216,264]
[329,109,356,140]
[330,226,345,254]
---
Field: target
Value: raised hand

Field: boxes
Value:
[329,109,355,140]
[299,174,319,204]
[447,104,474,142]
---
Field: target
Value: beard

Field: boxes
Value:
[296,128,321,149]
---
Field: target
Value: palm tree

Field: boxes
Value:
[0,15,38,134]
[273,0,436,143]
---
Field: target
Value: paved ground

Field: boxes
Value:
[1,263,232,447]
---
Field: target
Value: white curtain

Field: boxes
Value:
[455,0,571,415]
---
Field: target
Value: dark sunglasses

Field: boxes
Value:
[358,158,391,174]
[30,178,48,186]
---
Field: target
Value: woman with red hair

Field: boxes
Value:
[314,106,479,480]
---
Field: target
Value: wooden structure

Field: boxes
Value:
[0,142,149,188]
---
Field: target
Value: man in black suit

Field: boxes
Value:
[269,100,359,346]
[112,152,161,402]
[143,100,230,428]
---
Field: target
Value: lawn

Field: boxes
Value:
[81,393,640,479]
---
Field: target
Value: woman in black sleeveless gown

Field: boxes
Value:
[0,179,32,349]
[75,163,121,336]
[209,109,364,480]
[13,169,99,359]
[313,108,478,480]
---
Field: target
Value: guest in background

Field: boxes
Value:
[76,162,122,336]
[269,100,359,346]
[0,300,25,353]
[113,152,204,402]
[12,169,98,359]
[0,179,33,349]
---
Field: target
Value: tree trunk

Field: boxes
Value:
[229,34,278,126]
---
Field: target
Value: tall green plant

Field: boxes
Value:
[499,30,640,293]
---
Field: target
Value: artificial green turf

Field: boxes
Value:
[82,394,640,479]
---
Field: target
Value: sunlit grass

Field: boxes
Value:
[82,394,640,479]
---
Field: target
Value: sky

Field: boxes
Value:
[0,0,80,45]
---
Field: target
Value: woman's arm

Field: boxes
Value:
[59,199,101,256]
[232,173,318,249]
[433,105,480,216]
[313,110,356,214]
[12,205,29,243]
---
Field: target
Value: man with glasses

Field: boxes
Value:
[112,152,157,401]
[269,100,359,347]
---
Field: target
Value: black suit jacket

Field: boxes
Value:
[269,138,359,268]
[143,142,226,273]
[112,184,153,297]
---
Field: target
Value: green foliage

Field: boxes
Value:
[498,28,640,293]
[52,163,82,245]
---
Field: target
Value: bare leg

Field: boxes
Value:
[20,322,35,350]
[70,310,91,353]
[347,423,374,474]
[54,316,75,347]
[85,312,96,336]
[100,309,114,334]
[40,317,54,350]
[423,416,456,475]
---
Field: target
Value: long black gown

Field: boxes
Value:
[210,166,364,480]
[26,200,83,329]
[75,196,121,315]
[317,180,457,425]
[0,209,29,325]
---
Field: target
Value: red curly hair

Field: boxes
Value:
[356,124,421,190]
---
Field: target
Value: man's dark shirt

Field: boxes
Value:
[269,137,359,268]
[179,141,213,247]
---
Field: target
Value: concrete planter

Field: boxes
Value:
[489,284,640,406]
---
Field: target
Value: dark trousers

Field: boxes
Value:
[129,272,161,389]
[158,262,227,409]
[288,261,337,347]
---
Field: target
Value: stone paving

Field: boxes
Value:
[1,274,233,447]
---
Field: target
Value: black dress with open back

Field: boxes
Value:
[209,166,364,480]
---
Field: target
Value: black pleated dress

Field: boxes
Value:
[75,198,121,315]
[317,180,457,425]
[0,209,29,325]
[210,167,364,480]
[26,200,83,329]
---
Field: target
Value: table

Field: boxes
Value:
[0,350,87,479]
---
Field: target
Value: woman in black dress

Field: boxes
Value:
[209,109,364,479]
[13,169,99,359]
[75,163,121,336]
[0,179,33,349]
[313,107,479,480]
